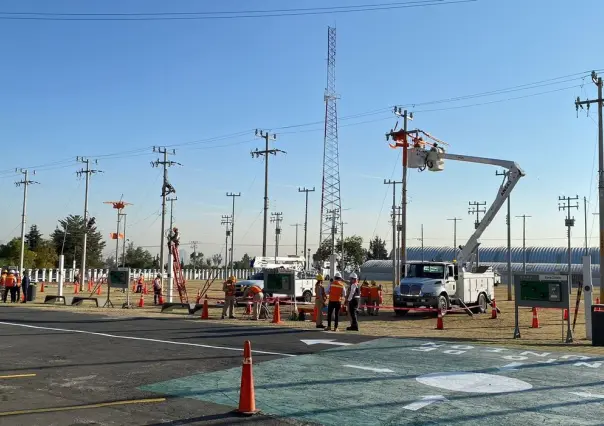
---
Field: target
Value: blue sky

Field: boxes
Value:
[0,0,602,263]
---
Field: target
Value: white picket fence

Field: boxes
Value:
[27,268,259,283]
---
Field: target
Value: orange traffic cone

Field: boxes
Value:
[96,284,102,295]
[531,307,540,328]
[143,282,148,295]
[87,281,92,292]
[272,300,283,324]
[245,300,252,315]
[436,310,444,330]
[312,306,318,323]
[491,298,498,319]
[138,292,144,308]
[237,340,258,415]
[201,298,209,319]
[158,294,164,304]
[40,282,45,293]
[563,309,569,321]
[74,283,79,294]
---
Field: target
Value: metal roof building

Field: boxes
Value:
[361,247,600,283]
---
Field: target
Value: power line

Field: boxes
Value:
[0,1,476,21]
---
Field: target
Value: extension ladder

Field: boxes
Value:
[170,244,189,303]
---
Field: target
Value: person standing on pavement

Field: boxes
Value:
[1,269,7,303]
[360,280,370,315]
[21,271,30,303]
[346,273,360,331]
[368,280,379,315]
[5,271,17,303]
[324,272,346,332]
[221,276,237,319]
[314,274,326,329]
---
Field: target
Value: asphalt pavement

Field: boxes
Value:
[0,306,375,425]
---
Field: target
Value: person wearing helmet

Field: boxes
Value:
[324,272,346,332]
[168,227,180,249]
[314,274,326,329]
[153,274,163,305]
[222,276,237,319]
[369,280,379,315]
[360,279,370,315]
[346,272,360,331]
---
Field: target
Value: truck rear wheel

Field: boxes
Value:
[477,293,487,313]
[302,290,312,303]
[438,295,448,316]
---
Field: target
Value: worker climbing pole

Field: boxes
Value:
[168,227,188,304]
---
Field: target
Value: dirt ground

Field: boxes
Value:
[13,279,604,354]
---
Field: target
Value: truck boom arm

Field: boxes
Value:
[442,153,525,266]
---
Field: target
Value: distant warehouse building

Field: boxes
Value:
[360,246,601,284]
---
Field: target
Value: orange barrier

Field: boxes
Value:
[237,340,258,415]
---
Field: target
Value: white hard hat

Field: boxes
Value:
[349,272,358,280]
[334,272,342,279]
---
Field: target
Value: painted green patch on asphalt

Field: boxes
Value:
[141,338,604,425]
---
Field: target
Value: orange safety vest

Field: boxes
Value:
[225,282,235,297]
[249,285,262,295]
[5,274,16,288]
[369,286,379,299]
[360,285,370,297]
[138,277,144,285]
[328,281,345,302]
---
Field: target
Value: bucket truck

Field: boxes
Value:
[388,130,525,316]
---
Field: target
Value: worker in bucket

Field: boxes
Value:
[221,276,237,319]
[324,272,346,332]
[346,272,360,331]
[314,274,326,329]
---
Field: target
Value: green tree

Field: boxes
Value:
[34,240,58,268]
[124,242,155,268]
[211,253,222,267]
[0,238,36,268]
[51,215,106,268]
[233,253,251,269]
[313,235,366,270]
[367,236,388,260]
[189,251,205,268]
[25,225,42,251]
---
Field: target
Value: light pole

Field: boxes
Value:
[447,217,462,261]
[515,215,532,274]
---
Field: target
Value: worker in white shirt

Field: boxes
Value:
[346,272,360,331]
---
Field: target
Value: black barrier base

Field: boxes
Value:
[71,297,99,307]
[189,303,205,314]
[44,295,66,305]
[161,303,194,314]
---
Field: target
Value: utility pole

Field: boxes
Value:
[394,107,413,278]
[252,130,285,257]
[468,201,487,268]
[326,209,339,277]
[121,214,127,267]
[420,224,424,262]
[270,212,283,259]
[559,195,579,343]
[76,157,102,290]
[584,196,589,256]
[496,169,513,301]
[384,179,402,288]
[515,215,532,274]
[291,223,302,256]
[221,215,232,280]
[298,187,315,269]
[15,169,39,277]
[151,147,180,288]
[447,217,462,261]
[167,196,178,301]
[226,192,241,276]
[575,71,604,302]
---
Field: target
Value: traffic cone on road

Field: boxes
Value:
[87,281,92,292]
[40,282,45,293]
[491,298,498,319]
[201,297,209,319]
[237,340,258,415]
[272,301,283,324]
[563,309,569,321]
[436,310,444,330]
[138,292,144,308]
[531,307,540,328]
[143,282,148,295]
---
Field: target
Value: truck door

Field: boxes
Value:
[446,265,456,295]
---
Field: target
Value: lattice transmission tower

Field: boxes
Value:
[319,26,342,247]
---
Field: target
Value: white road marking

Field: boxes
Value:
[343,364,394,373]
[403,395,447,411]
[498,362,524,371]
[0,321,296,357]
[416,372,533,394]
[300,339,352,346]
[570,391,604,399]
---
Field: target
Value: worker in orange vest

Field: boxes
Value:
[222,276,237,319]
[152,274,163,305]
[136,274,144,293]
[369,281,380,316]
[325,272,346,332]
[360,280,370,315]
[4,270,17,303]
[0,269,7,303]
[244,284,264,320]
[314,274,326,329]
